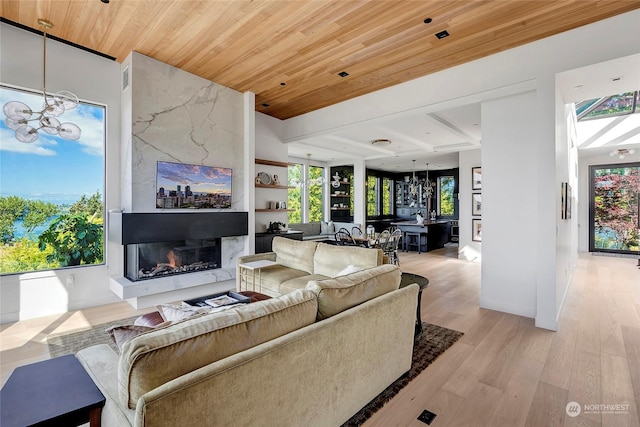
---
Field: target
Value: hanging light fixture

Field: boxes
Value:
[408,160,419,207]
[609,148,635,159]
[3,19,81,143]
[424,162,434,198]
[291,154,325,188]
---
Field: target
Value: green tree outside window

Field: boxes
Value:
[308,165,324,222]
[439,176,455,216]
[288,164,302,224]
[367,175,378,216]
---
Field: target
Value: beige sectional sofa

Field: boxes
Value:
[237,237,384,297]
[76,264,418,427]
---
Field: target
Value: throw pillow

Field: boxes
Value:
[320,221,335,235]
[335,264,362,277]
[106,324,156,352]
[155,303,206,322]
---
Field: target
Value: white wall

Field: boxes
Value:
[480,91,539,319]
[254,112,289,232]
[0,23,122,322]
[458,149,482,261]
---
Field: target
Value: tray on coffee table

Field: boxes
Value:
[183,291,250,308]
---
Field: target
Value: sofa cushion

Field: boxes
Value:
[258,265,311,294]
[313,242,383,277]
[280,273,330,294]
[272,237,318,274]
[107,325,156,352]
[118,289,318,409]
[306,264,401,320]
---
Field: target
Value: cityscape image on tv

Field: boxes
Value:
[156,161,232,209]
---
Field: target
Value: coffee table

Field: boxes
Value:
[0,354,105,427]
[399,272,430,337]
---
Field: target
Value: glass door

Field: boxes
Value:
[589,163,640,254]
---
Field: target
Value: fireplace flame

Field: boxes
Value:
[166,250,177,267]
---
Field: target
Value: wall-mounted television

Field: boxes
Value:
[156,161,232,209]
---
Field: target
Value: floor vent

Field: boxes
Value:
[417,409,437,425]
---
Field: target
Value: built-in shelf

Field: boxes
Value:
[332,180,350,185]
[331,194,350,197]
[255,209,294,213]
[330,208,350,211]
[255,158,295,167]
[255,184,292,189]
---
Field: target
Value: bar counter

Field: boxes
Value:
[390,220,450,252]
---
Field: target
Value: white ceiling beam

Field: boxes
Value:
[425,112,481,144]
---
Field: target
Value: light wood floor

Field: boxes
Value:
[1,249,639,426]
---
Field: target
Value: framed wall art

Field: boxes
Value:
[561,182,572,220]
[472,219,482,242]
[472,193,482,216]
[472,167,482,190]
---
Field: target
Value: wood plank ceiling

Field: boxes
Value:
[2,1,639,120]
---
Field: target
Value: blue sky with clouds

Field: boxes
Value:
[0,86,105,205]
[157,161,232,195]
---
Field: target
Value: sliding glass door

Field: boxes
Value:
[589,163,640,254]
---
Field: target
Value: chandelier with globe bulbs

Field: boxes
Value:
[3,19,81,143]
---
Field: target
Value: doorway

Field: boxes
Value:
[589,163,640,254]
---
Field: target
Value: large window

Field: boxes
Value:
[437,176,455,216]
[308,165,324,222]
[287,162,324,223]
[366,174,394,217]
[0,85,105,274]
[367,176,378,216]
[382,177,392,215]
[287,163,302,223]
[589,163,639,254]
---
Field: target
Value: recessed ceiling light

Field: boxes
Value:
[435,30,449,39]
[610,76,623,83]
[338,71,349,78]
[573,84,583,90]
[424,18,432,24]
[261,103,270,107]
[371,138,391,146]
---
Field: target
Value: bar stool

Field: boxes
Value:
[404,231,426,254]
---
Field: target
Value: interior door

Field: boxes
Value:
[589,163,640,254]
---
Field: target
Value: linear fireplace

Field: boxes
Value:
[109,211,248,282]
[126,238,222,281]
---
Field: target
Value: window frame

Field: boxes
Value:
[0,83,107,275]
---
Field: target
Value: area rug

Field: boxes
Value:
[46,318,463,426]
[341,322,463,427]
[46,315,140,357]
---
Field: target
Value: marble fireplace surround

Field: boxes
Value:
[109,212,248,308]
[114,52,247,309]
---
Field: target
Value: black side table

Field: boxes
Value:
[0,354,105,427]
[399,272,430,337]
